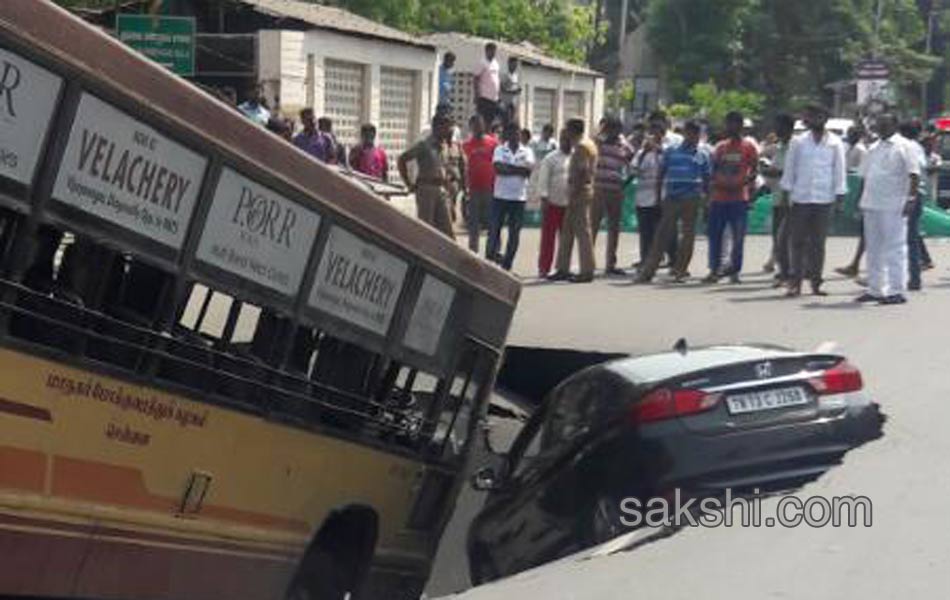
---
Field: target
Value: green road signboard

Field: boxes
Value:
[116,14,195,77]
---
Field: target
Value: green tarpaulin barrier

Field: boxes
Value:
[522,173,950,237]
[921,204,950,237]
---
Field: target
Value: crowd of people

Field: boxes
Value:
[226,42,939,307]
[398,83,937,305]
[227,83,392,182]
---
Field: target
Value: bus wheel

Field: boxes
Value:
[286,506,379,600]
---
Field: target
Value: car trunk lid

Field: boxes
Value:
[672,354,843,435]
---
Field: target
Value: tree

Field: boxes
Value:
[587,0,651,76]
[645,0,757,98]
[663,81,764,125]
[645,0,941,113]
[606,79,635,111]
[54,0,600,64]
[323,0,600,64]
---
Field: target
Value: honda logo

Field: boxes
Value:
[755,362,773,379]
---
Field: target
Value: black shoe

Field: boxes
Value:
[855,293,881,303]
[785,283,802,297]
[835,265,859,278]
[570,274,594,284]
[605,267,627,276]
[811,282,828,297]
[909,281,922,291]
[547,271,572,282]
[729,273,741,284]
[879,294,908,305]
[669,271,689,283]
[701,273,720,284]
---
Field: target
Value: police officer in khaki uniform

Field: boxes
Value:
[549,118,596,283]
[398,113,459,239]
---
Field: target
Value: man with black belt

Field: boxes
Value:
[550,119,597,283]
[779,104,847,297]
[398,113,459,239]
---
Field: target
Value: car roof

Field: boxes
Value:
[602,344,805,385]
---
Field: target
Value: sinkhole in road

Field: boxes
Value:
[486,345,887,556]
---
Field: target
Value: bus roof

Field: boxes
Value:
[0,0,520,307]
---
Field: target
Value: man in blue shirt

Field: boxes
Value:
[438,52,456,110]
[636,120,711,283]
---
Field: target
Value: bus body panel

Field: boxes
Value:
[0,346,429,598]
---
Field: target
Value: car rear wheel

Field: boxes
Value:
[469,542,501,585]
[586,494,628,546]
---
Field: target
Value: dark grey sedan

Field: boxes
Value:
[467,344,883,584]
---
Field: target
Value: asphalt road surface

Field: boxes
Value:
[425,230,950,599]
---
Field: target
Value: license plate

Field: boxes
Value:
[726,387,809,415]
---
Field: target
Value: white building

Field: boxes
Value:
[424,33,605,135]
[248,0,439,168]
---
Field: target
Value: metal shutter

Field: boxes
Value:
[532,87,556,134]
[563,91,586,121]
[324,59,365,148]
[379,67,415,180]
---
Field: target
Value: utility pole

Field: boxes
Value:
[923,6,936,118]
[873,0,885,58]
[619,0,630,46]
[616,0,631,114]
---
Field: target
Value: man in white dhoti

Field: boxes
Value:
[856,113,921,305]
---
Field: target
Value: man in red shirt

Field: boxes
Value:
[462,114,498,253]
[348,124,389,181]
[705,111,759,284]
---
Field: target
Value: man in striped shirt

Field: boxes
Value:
[636,120,711,283]
[592,115,635,275]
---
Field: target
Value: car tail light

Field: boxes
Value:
[809,361,863,395]
[630,388,720,424]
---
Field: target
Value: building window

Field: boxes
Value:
[449,72,475,132]
[324,59,365,149]
[532,87,556,135]
[306,54,315,109]
[563,91,586,121]
[379,67,415,181]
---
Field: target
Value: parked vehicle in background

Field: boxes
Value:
[793,118,854,138]
[929,118,950,207]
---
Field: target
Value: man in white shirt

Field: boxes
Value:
[845,125,869,172]
[474,43,501,129]
[536,129,572,278]
[780,104,847,297]
[857,113,921,305]
[835,126,871,278]
[238,83,271,127]
[486,122,535,271]
[499,57,522,126]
